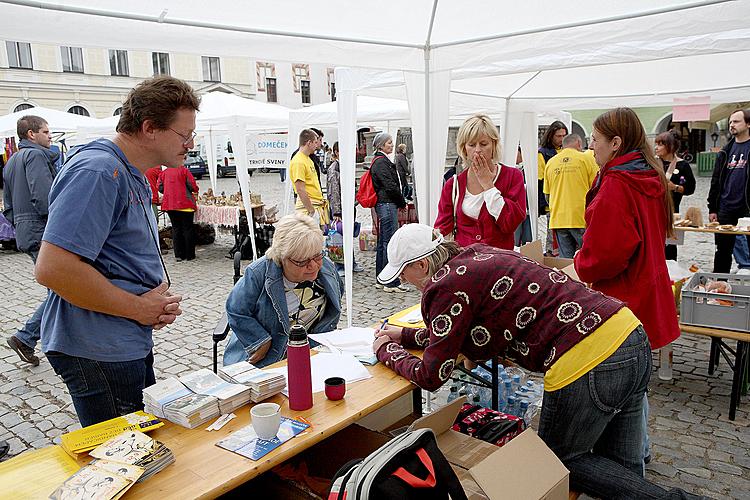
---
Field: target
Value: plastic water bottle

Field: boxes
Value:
[446,386,459,403]
[503,379,513,401]
[507,396,517,416]
[287,324,313,411]
[519,400,530,423]
[512,374,521,392]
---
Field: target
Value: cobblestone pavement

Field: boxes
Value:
[1,169,748,498]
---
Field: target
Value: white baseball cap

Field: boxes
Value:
[377,224,445,284]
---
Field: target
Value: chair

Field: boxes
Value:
[212,251,243,373]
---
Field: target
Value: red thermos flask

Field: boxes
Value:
[287,324,313,411]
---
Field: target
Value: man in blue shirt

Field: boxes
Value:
[35,76,199,426]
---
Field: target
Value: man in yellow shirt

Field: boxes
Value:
[290,129,328,226]
[543,133,599,258]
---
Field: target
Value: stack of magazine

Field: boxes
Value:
[59,411,163,458]
[180,369,252,414]
[50,430,174,499]
[218,361,286,402]
[143,377,220,429]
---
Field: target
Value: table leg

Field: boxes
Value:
[412,387,423,417]
[729,341,747,421]
[709,337,720,375]
[491,358,499,411]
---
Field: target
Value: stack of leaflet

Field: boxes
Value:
[180,369,251,414]
[218,362,286,402]
[88,430,175,483]
[143,377,220,429]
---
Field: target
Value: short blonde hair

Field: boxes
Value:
[456,114,502,164]
[265,213,324,265]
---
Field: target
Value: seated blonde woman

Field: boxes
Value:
[223,214,343,367]
[434,114,527,249]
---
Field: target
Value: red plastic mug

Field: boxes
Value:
[324,377,346,401]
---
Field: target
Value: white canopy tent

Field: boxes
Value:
[8,0,750,326]
[0,106,98,138]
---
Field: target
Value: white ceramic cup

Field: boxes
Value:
[251,402,281,440]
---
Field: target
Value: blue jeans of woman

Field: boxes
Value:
[539,326,703,499]
[375,202,400,287]
[47,350,155,427]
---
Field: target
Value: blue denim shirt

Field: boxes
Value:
[223,256,343,367]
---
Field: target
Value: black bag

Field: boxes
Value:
[328,428,466,500]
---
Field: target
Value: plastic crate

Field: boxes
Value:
[680,272,750,332]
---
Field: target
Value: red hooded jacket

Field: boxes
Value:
[574,153,679,350]
[157,166,199,211]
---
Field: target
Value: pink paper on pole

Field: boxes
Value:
[672,96,711,122]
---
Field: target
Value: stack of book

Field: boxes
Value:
[142,377,193,418]
[51,430,175,499]
[180,369,252,414]
[59,411,163,458]
[218,362,286,402]
[163,393,221,429]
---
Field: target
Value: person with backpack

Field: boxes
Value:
[372,223,703,500]
[370,132,408,292]
[327,141,364,275]
[3,115,59,366]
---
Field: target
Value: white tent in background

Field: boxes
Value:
[8,0,750,326]
[0,106,98,138]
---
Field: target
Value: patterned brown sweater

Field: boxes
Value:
[376,244,624,391]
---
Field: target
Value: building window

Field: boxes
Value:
[109,49,129,76]
[152,52,170,76]
[292,64,310,93]
[14,103,34,113]
[6,41,32,69]
[256,62,276,91]
[301,80,311,104]
[61,46,84,73]
[266,78,277,103]
[202,56,221,82]
[68,105,90,117]
[330,82,336,102]
[113,107,123,116]
[326,67,336,101]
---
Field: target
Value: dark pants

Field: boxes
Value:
[375,202,400,287]
[47,351,155,427]
[713,212,747,273]
[554,228,584,258]
[15,249,45,349]
[168,211,196,260]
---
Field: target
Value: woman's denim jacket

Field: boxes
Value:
[223,256,343,367]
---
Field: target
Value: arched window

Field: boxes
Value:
[113,107,123,116]
[68,105,90,116]
[13,103,34,113]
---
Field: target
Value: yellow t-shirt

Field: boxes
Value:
[537,152,547,181]
[543,148,599,229]
[544,308,641,391]
[290,151,324,204]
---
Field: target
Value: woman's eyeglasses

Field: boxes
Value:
[289,252,324,268]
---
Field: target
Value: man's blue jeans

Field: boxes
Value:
[15,249,43,349]
[538,326,701,499]
[554,228,585,259]
[375,202,400,288]
[47,350,155,427]
[734,233,750,269]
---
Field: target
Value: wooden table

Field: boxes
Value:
[675,226,750,236]
[680,323,749,420]
[75,362,415,499]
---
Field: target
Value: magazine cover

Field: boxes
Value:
[216,417,309,460]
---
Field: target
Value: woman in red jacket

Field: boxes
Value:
[574,107,679,468]
[434,114,526,249]
[158,165,199,261]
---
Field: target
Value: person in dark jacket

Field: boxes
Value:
[370,132,407,292]
[538,121,568,255]
[654,131,696,260]
[3,115,59,366]
[395,143,412,200]
[373,224,702,500]
[707,109,750,273]
[158,165,199,261]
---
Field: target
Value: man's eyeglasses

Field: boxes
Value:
[289,252,324,268]
[168,127,197,146]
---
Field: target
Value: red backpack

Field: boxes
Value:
[356,157,378,208]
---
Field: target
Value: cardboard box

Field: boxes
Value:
[410,397,569,500]
[519,240,579,281]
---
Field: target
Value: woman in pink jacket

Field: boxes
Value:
[434,114,526,249]
[158,165,199,261]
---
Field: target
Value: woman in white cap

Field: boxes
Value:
[370,131,408,292]
[372,223,703,500]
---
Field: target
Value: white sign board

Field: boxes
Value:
[246,133,288,170]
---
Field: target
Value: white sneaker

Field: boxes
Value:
[384,284,409,293]
[737,268,750,275]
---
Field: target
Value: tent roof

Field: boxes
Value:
[0,106,98,137]
[196,92,290,131]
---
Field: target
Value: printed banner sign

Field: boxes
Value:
[246,134,288,169]
[673,96,711,122]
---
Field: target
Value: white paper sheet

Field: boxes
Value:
[309,327,376,357]
[398,308,423,324]
[264,353,372,396]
